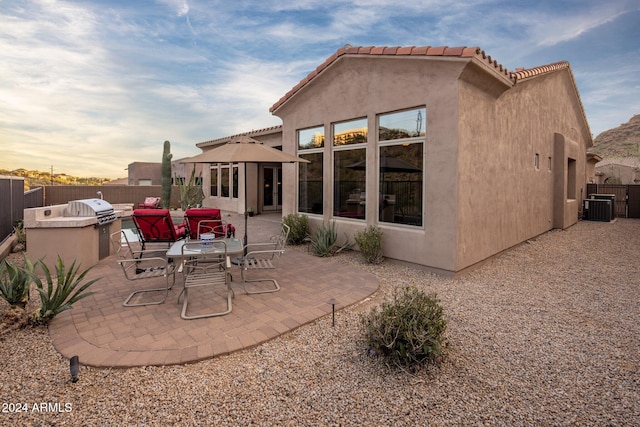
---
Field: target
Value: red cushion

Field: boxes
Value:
[184,208,222,239]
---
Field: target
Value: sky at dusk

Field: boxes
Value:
[1,0,639,179]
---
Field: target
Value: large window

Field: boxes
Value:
[378,108,425,226]
[298,126,324,214]
[220,166,230,198]
[232,165,239,199]
[333,118,367,219]
[210,166,218,197]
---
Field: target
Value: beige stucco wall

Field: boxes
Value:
[455,65,589,271]
[274,55,591,274]
[276,56,469,272]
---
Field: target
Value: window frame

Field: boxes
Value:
[376,106,426,227]
[332,117,368,220]
[297,125,325,215]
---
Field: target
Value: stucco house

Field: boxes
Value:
[595,157,640,184]
[200,45,593,275]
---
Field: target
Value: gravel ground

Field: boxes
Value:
[1,218,639,426]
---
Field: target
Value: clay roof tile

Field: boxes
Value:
[396,46,415,55]
[270,45,569,113]
[427,46,447,55]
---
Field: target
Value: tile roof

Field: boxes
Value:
[270,45,517,113]
[269,45,577,114]
[511,61,570,81]
[197,125,283,148]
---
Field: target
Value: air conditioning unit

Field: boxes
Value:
[584,198,612,222]
[591,194,616,219]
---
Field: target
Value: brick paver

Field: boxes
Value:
[48,213,378,367]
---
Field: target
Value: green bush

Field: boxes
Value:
[0,257,34,309]
[282,213,309,245]
[31,256,100,325]
[310,221,353,257]
[354,225,384,264]
[361,286,447,367]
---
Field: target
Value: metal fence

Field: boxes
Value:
[0,176,25,240]
[586,183,640,218]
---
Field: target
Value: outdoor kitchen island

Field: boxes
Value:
[24,199,123,271]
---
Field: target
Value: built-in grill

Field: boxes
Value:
[64,199,117,225]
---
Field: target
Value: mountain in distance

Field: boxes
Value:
[591,114,640,158]
[0,168,116,190]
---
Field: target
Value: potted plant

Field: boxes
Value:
[247,207,254,217]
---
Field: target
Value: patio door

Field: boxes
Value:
[263,166,282,211]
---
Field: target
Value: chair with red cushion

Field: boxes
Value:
[184,208,235,240]
[132,209,186,252]
[137,196,161,209]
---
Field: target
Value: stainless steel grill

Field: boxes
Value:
[64,199,117,225]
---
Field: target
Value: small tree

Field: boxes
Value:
[161,140,172,209]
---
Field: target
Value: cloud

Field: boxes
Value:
[157,0,190,17]
[1,0,638,177]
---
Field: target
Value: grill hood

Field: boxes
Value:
[64,199,116,224]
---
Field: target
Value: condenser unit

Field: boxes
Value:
[584,198,612,222]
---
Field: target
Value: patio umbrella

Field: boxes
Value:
[346,152,422,193]
[182,135,309,253]
[346,153,422,173]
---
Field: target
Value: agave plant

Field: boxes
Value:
[310,221,353,257]
[0,257,34,309]
[31,256,100,325]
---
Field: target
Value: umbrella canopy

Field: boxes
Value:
[181,135,309,255]
[346,153,422,173]
[182,135,310,165]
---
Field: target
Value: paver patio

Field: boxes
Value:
[48,213,378,367]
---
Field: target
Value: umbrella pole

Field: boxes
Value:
[243,165,248,256]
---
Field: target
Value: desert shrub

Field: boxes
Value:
[13,220,26,247]
[354,225,384,264]
[0,257,34,309]
[310,221,353,257]
[282,213,309,245]
[31,256,100,325]
[361,286,447,367]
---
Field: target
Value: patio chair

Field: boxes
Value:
[183,208,235,240]
[179,240,232,319]
[238,223,290,294]
[138,197,161,209]
[132,209,186,252]
[110,230,177,306]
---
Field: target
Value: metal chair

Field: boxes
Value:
[238,223,290,294]
[132,209,186,252]
[179,240,233,319]
[184,208,235,239]
[110,230,177,307]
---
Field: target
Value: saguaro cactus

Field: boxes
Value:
[161,140,172,209]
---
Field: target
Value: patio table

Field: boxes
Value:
[166,238,244,259]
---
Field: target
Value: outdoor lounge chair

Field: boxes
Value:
[238,223,290,294]
[183,208,235,240]
[138,196,161,209]
[132,209,186,252]
[110,230,177,306]
[179,240,233,319]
